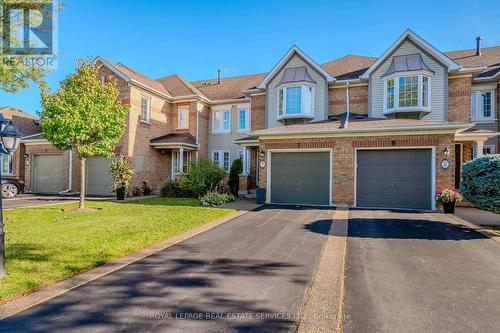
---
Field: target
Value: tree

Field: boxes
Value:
[40,59,129,209]
[228,158,243,196]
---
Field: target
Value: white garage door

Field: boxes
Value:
[86,157,114,196]
[33,155,65,193]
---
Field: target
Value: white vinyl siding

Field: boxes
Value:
[140,96,150,123]
[267,54,327,128]
[177,105,189,129]
[370,39,446,120]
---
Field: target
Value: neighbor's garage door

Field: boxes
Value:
[86,156,114,196]
[356,149,432,210]
[270,152,330,205]
[33,154,65,193]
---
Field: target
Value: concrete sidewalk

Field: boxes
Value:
[455,207,500,227]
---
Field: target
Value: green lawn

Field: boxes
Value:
[0,198,234,302]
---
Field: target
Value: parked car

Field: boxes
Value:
[1,178,25,198]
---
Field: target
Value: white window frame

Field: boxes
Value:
[211,150,230,171]
[471,89,496,122]
[472,144,496,157]
[277,84,314,119]
[237,108,249,133]
[177,105,189,129]
[212,110,231,133]
[140,96,151,123]
[1,154,13,175]
[383,73,432,113]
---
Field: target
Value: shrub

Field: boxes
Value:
[200,191,235,206]
[228,158,243,196]
[109,157,134,190]
[460,154,500,213]
[142,180,152,195]
[160,180,184,197]
[182,159,226,196]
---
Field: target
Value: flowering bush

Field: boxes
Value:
[435,189,463,203]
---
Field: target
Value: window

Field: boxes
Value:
[384,74,431,112]
[2,154,12,175]
[483,145,495,155]
[278,85,314,118]
[238,109,249,132]
[172,150,191,175]
[177,106,189,129]
[212,150,230,171]
[471,90,496,121]
[140,97,150,123]
[213,110,231,133]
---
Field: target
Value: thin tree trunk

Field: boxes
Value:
[79,157,86,209]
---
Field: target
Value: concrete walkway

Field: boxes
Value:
[455,207,500,226]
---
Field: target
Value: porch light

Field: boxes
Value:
[259,150,265,158]
[0,114,22,278]
[443,147,449,158]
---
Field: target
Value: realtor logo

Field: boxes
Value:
[1,0,57,69]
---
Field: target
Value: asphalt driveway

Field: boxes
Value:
[0,205,333,333]
[343,209,500,333]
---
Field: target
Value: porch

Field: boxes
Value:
[234,136,259,198]
[150,133,198,180]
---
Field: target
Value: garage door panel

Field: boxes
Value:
[33,155,65,193]
[356,149,432,210]
[271,152,330,206]
[86,157,114,196]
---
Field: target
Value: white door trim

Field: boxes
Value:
[266,148,333,206]
[354,146,436,210]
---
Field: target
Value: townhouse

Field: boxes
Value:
[8,29,499,210]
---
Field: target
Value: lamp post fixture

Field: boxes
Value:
[0,114,22,278]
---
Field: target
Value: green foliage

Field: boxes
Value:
[160,180,186,197]
[39,58,129,158]
[200,191,235,206]
[142,181,152,195]
[460,155,500,213]
[108,157,134,190]
[182,159,226,197]
[228,158,243,196]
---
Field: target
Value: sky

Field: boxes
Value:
[1,0,500,115]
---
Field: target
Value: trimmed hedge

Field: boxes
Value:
[460,154,500,213]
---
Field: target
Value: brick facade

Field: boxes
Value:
[448,76,472,122]
[250,94,266,130]
[258,134,455,207]
[329,85,368,116]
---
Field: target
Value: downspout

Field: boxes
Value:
[196,105,199,161]
[344,81,350,128]
[59,150,73,195]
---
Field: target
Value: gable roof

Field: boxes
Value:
[0,106,41,137]
[256,45,335,89]
[156,74,208,99]
[361,29,460,79]
[321,54,377,80]
[94,57,172,98]
[192,73,266,101]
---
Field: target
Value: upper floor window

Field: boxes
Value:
[178,105,189,129]
[213,110,230,133]
[278,85,314,119]
[140,96,150,123]
[384,74,431,112]
[471,90,496,121]
[238,109,249,132]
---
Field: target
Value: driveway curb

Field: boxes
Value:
[0,207,257,320]
[297,208,349,333]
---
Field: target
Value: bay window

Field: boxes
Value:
[471,90,496,121]
[278,85,314,118]
[213,110,230,133]
[384,74,431,113]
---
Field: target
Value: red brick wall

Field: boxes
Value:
[448,76,472,122]
[250,94,266,130]
[329,85,368,116]
[258,134,455,207]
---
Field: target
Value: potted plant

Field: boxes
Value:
[109,157,134,200]
[435,189,463,214]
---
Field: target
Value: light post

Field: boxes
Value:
[0,114,22,278]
